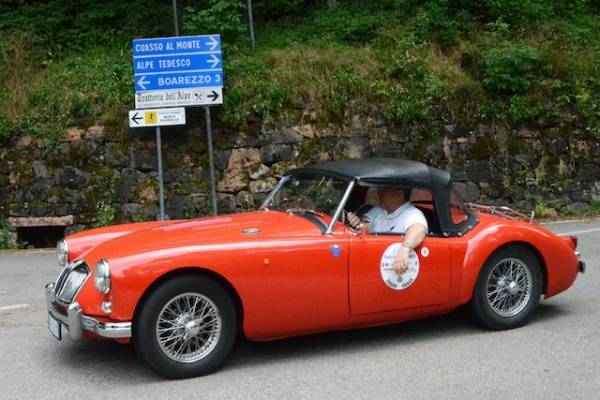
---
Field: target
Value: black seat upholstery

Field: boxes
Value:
[415,205,442,235]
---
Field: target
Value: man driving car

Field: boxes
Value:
[347,187,428,276]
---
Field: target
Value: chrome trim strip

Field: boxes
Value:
[326,180,356,235]
[45,283,132,340]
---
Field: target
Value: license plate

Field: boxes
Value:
[48,313,61,341]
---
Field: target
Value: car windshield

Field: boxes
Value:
[260,174,349,218]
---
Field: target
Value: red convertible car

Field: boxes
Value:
[46,159,585,378]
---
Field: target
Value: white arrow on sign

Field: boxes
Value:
[206,36,219,51]
[207,54,220,69]
[128,107,186,128]
[137,76,150,90]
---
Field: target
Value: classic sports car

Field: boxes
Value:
[46,158,585,378]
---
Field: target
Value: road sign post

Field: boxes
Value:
[131,34,224,219]
[128,107,186,220]
[205,106,218,215]
[156,127,165,220]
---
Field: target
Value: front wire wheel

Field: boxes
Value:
[134,275,237,379]
[156,293,222,364]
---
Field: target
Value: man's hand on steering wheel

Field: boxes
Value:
[345,211,363,229]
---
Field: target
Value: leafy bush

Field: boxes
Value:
[183,0,246,41]
[480,45,545,94]
[0,0,172,53]
[377,44,446,125]
[220,57,291,127]
[0,0,599,137]
[0,219,13,250]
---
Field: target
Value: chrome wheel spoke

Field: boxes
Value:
[155,292,222,363]
[485,258,532,317]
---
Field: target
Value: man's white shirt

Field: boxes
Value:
[364,202,428,234]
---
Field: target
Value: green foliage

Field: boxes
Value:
[533,203,553,219]
[0,219,13,250]
[480,45,545,94]
[377,44,445,125]
[252,0,306,20]
[312,8,381,44]
[220,57,291,127]
[95,172,120,227]
[411,1,462,46]
[0,0,599,138]
[508,95,545,122]
[0,0,172,53]
[0,112,12,138]
[183,0,246,40]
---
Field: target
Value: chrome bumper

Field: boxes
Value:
[45,283,132,340]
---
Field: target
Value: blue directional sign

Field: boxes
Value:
[132,35,223,92]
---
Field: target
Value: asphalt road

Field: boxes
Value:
[1,220,599,399]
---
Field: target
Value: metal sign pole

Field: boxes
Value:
[247,0,255,49]
[204,106,218,216]
[172,0,179,36]
[156,126,166,220]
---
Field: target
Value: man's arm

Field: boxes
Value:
[392,223,427,275]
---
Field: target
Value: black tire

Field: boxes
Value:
[468,244,543,330]
[134,275,237,379]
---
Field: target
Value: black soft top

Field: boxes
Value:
[289,158,451,192]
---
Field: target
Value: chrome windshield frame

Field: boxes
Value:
[259,175,290,211]
[325,180,355,235]
[260,174,355,235]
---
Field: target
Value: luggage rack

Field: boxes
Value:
[467,203,537,224]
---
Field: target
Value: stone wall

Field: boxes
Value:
[1,109,599,232]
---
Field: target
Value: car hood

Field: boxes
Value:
[77,210,326,264]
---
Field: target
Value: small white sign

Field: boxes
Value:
[134,87,223,109]
[380,244,420,291]
[128,107,186,128]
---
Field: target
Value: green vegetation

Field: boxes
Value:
[0,219,13,249]
[0,0,598,143]
[95,172,120,227]
[0,219,29,249]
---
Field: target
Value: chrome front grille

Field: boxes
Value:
[54,260,90,304]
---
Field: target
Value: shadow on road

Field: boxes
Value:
[48,302,567,381]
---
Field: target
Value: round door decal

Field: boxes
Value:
[380,243,420,290]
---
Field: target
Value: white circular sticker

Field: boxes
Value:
[421,247,429,257]
[380,243,420,290]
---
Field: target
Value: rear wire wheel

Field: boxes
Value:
[468,245,543,330]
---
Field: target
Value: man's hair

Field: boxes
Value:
[377,187,412,200]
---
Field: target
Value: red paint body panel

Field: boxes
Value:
[67,209,581,342]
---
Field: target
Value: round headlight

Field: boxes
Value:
[57,239,69,268]
[94,259,111,294]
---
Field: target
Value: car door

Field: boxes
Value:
[348,233,451,315]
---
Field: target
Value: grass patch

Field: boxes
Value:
[0,1,598,137]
